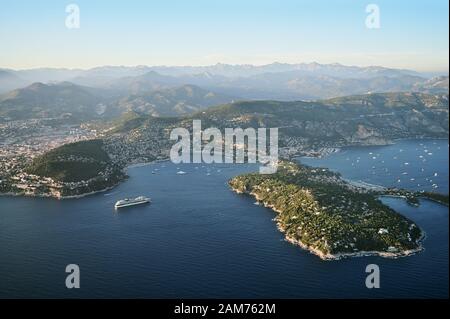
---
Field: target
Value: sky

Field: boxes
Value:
[0,0,448,72]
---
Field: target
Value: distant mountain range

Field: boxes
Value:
[0,70,28,94]
[113,84,237,117]
[0,81,237,121]
[1,63,448,100]
[412,76,449,94]
[0,63,448,122]
[0,82,104,121]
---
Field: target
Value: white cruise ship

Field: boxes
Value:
[114,196,151,209]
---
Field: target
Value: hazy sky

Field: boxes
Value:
[0,0,448,72]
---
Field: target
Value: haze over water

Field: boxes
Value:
[0,139,448,298]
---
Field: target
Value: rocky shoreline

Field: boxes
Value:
[231,185,425,261]
[280,221,425,261]
[0,181,124,200]
[0,158,173,200]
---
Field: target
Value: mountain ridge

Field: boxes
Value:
[2,62,448,100]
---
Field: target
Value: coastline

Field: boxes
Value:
[418,196,449,207]
[0,181,124,200]
[295,137,449,161]
[281,221,425,261]
[0,158,171,200]
[1,137,447,200]
[230,185,425,261]
[124,158,170,171]
[58,182,124,200]
[62,158,171,199]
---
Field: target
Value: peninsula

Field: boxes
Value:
[229,161,426,260]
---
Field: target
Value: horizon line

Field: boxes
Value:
[1,61,449,74]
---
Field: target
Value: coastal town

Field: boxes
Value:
[0,115,176,198]
[0,118,98,197]
[1,110,449,202]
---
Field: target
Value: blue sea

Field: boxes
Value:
[300,139,449,193]
[0,139,448,298]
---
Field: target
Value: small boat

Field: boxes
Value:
[114,196,151,209]
[176,171,187,175]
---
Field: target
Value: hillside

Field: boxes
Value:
[105,68,442,101]
[0,80,236,121]
[413,76,450,94]
[19,92,449,193]
[189,92,449,146]
[0,70,28,94]
[0,82,106,121]
[113,92,449,141]
[211,73,429,100]
[26,139,111,182]
[115,84,236,117]
[229,161,423,259]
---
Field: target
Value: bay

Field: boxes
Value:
[0,139,448,298]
